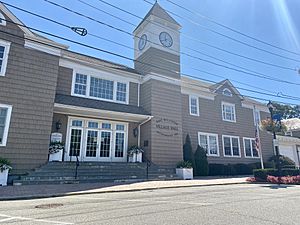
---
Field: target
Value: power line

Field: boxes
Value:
[95,0,297,71]
[29,0,300,85]
[143,0,300,64]
[1,19,299,105]
[164,0,300,57]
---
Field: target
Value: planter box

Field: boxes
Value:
[128,152,142,163]
[49,150,63,162]
[0,169,9,186]
[176,168,193,180]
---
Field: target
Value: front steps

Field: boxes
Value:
[13,162,178,185]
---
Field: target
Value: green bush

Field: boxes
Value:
[253,168,300,181]
[268,155,296,168]
[0,157,12,172]
[208,164,225,176]
[183,134,195,168]
[194,145,209,176]
[176,161,193,169]
[208,163,263,176]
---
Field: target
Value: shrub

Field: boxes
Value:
[183,134,195,168]
[176,161,193,169]
[0,157,12,172]
[253,168,300,181]
[268,155,296,168]
[208,164,225,176]
[267,175,300,184]
[194,145,209,176]
[208,163,261,176]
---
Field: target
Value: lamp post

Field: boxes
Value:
[267,101,282,182]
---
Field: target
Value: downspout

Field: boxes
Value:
[138,116,153,147]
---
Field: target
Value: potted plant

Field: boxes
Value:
[0,157,12,186]
[176,161,193,180]
[128,146,144,163]
[49,141,65,162]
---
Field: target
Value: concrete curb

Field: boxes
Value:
[0,181,248,201]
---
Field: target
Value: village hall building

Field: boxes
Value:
[0,3,274,176]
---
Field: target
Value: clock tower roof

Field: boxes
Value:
[134,2,181,33]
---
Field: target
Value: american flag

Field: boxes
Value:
[255,125,260,154]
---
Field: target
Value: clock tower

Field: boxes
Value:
[134,3,183,166]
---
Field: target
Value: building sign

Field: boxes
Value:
[155,118,179,137]
[51,133,63,143]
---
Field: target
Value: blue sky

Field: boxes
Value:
[4,0,300,105]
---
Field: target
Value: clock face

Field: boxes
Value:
[159,32,173,47]
[138,34,147,50]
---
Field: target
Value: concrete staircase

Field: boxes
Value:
[13,162,178,185]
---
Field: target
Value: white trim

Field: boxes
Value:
[242,102,269,113]
[222,88,232,97]
[181,89,215,101]
[198,132,219,157]
[0,39,10,76]
[24,40,61,56]
[189,95,199,116]
[71,69,130,104]
[142,73,181,86]
[221,102,236,123]
[253,108,261,126]
[0,104,12,147]
[0,12,6,26]
[243,137,260,158]
[222,135,241,158]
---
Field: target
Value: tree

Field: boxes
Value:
[194,145,209,176]
[273,103,300,119]
[183,134,195,168]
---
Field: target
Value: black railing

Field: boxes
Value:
[143,155,152,180]
[75,155,79,179]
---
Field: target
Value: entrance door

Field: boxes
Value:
[68,128,83,161]
[84,129,99,161]
[99,131,112,162]
[112,132,126,162]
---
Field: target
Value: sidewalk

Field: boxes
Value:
[0,176,249,201]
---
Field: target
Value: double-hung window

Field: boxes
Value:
[222,102,236,122]
[198,132,219,156]
[73,72,128,103]
[0,40,11,77]
[253,109,260,126]
[223,135,240,157]
[0,104,12,146]
[243,138,259,158]
[189,95,199,116]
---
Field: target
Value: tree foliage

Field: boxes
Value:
[183,134,195,168]
[194,145,209,176]
[273,103,300,119]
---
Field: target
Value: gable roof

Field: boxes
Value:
[134,2,181,32]
[210,79,243,99]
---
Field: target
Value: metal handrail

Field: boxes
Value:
[75,155,79,179]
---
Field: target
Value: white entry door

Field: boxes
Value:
[84,129,99,161]
[99,131,112,162]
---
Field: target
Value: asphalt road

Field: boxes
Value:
[0,184,300,225]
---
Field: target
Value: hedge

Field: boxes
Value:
[208,163,261,176]
[253,168,300,181]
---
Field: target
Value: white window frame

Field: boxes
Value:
[0,13,6,26]
[222,102,236,122]
[222,88,232,97]
[71,69,129,104]
[189,95,199,116]
[198,132,219,157]
[243,137,260,158]
[0,40,11,76]
[222,135,241,157]
[0,104,12,147]
[253,109,261,126]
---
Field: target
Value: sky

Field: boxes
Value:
[4,0,300,105]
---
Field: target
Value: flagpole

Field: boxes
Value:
[254,105,264,169]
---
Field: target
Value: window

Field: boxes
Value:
[88,121,98,129]
[72,71,128,103]
[116,82,127,102]
[0,40,10,76]
[189,96,199,116]
[253,109,260,126]
[0,104,12,146]
[102,123,111,129]
[243,138,259,158]
[223,135,240,157]
[222,102,236,122]
[74,73,87,96]
[222,88,232,97]
[71,120,83,127]
[198,132,219,156]
[0,13,6,26]
[116,124,125,131]
[90,77,114,100]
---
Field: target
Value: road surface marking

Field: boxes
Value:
[0,213,74,224]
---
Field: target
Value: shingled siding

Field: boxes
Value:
[0,14,59,174]
[56,66,139,106]
[134,47,180,79]
[140,79,183,166]
[182,84,273,165]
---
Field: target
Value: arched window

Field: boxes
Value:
[0,13,6,26]
[222,88,232,97]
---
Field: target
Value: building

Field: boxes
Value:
[0,3,274,176]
